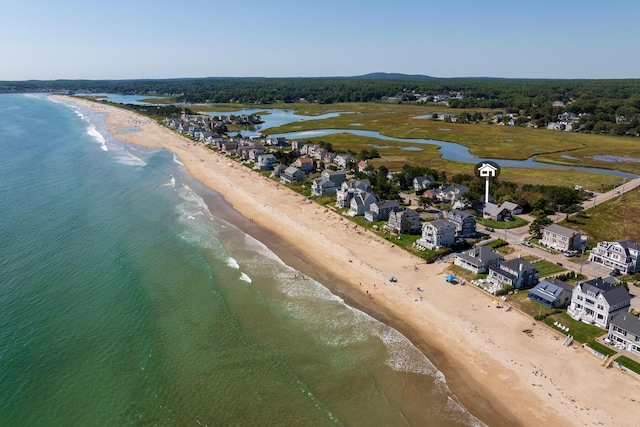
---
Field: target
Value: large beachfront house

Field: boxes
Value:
[446,209,477,238]
[280,166,306,184]
[607,313,640,356]
[454,245,502,274]
[365,200,399,222]
[528,279,574,309]
[347,191,378,217]
[416,219,456,250]
[589,239,640,274]
[540,224,584,252]
[311,170,347,196]
[336,179,371,208]
[487,257,539,290]
[567,277,631,329]
[387,208,422,234]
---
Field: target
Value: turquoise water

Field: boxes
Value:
[0,95,482,426]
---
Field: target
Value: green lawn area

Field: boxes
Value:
[531,260,566,276]
[558,186,640,243]
[615,355,640,375]
[587,341,617,358]
[480,216,529,229]
[542,312,607,343]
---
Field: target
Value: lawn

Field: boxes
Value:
[480,216,529,229]
[542,312,607,343]
[615,355,640,375]
[558,186,640,243]
[531,260,566,276]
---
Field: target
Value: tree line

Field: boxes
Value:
[3,74,639,135]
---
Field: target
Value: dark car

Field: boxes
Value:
[611,268,621,277]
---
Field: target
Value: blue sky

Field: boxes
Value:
[2,0,639,80]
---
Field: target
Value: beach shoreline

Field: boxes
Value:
[58,95,640,427]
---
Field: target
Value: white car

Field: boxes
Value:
[564,250,577,257]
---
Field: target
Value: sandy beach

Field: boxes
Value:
[59,96,640,426]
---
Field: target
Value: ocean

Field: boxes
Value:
[0,94,482,426]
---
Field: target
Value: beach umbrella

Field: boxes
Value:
[445,274,455,282]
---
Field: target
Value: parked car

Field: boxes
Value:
[485,226,494,232]
[564,250,578,257]
[522,241,533,247]
[611,268,621,277]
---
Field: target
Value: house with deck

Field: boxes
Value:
[292,156,314,173]
[567,277,631,328]
[280,166,305,184]
[387,208,422,234]
[589,239,640,274]
[608,313,640,355]
[454,245,502,274]
[365,200,399,222]
[311,170,347,196]
[541,224,583,252]
[416,219,456,250]
[528,279,573,309]
[487,257,539,290]
[336,179,371,208]
[255,154,277,170]
[347,192,378,217]
[447,209,476,237]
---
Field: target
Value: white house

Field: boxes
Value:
[255,153,277,170]
[347,191,378,217]
[416,219,456,250]
[567,277,631,329]
[589,239,640,274]
[387,209,422,234]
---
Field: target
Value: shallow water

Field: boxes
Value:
[0,94,483,426]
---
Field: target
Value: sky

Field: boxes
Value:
[1,0,639,81]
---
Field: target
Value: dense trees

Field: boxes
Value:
[4,74,638,134]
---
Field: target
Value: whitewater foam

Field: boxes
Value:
[226,257,240,269]
[239,272,252,283]
[173,154,184,167]
[114,150,146,166]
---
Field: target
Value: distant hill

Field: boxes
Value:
[356,72,434,80]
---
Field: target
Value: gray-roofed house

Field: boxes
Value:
[347,191,378,217]
[310,170,347,196]
[447,209,477,237]
[487,257,539,290]
[416,219,456,250]
[336,179,371,208]
[280,166,306,184]
[567,277,631,328]
[413,175,435,193]
[454,245,502,274]
[270,163,288,179]
[387,208,422,234]
[255,153,277,170]
[365,200,399,222]
[437,183,469,203]
[528,279,574,309]
[607,313,640,355]
[541,224,583,252]
[589,239,640,274]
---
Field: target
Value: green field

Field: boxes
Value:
[559,186,640,243]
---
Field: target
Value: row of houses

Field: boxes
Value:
[540,224,640,275]
[527,275,638,356]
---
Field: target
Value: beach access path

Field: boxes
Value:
[58,96,640,427]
